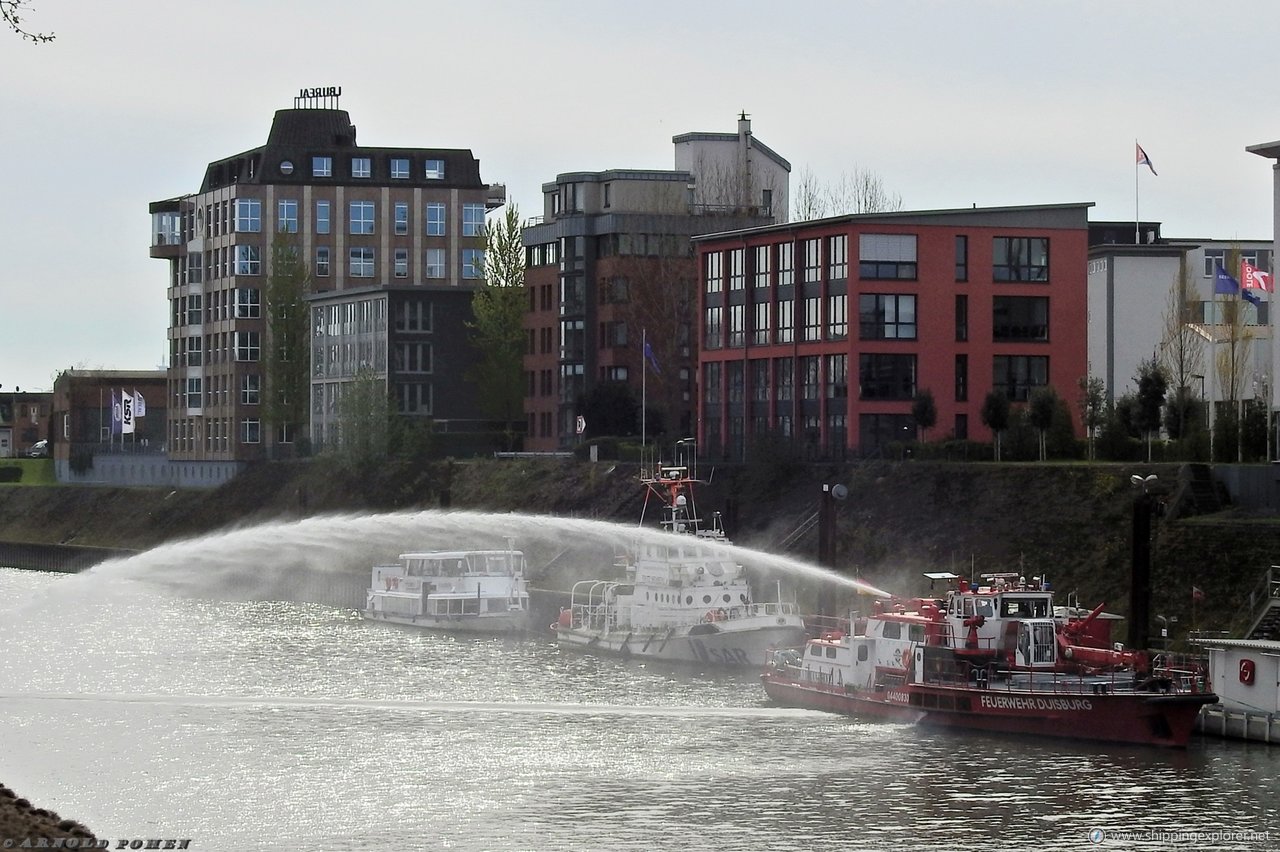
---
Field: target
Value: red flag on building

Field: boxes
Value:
[1191,585,1205,602]
[1241,260,1273,293]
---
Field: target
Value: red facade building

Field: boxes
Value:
[694,204,1091,459]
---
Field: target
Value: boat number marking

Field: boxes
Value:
[887,690,910,704]
[689,639,751,666]
[979,695,1093,712]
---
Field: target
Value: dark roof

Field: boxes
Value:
[197,109,486,193]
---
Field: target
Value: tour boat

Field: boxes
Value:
[363,548,531,633]
[761,572,1217,747]
[553,462,808,667]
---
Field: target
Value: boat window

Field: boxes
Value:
[703,595,712,604]
[686,596,693,605]
[1002,599,1031,618]
[975,598,994,618]
[826,646,837,659]
[810,645,823,656]
[882,621,901,640]
[1031,598,1049,618]
[857,645,869,662]
[722,594,731,603]
[909,625,925,643]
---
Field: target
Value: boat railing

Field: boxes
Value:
[724,602,799,620]
[925,658,1208,697]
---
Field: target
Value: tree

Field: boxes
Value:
[980,391,1010,461]
[3,0,53,43]
[468,203,526,450]
[577,381,639,439]
[1077,375,1106,461]
[792,165,903,220]
[1134,357,1168,462]
[911,389,937,442]
[334,368,391,471]
[265,234,312,455]
[1158,255,1204,444]
[1212,247,1253,462]
[1028,386,1059,461]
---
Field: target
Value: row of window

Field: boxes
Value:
[303,156,446,181]
[191,244,485,281]
[701,354,1048,405]
[168,416,266,450]
[234,199,486,237]
[703,294,1050,348]
[704,235,1049,291]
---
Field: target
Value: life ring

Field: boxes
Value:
[384,577,393,591]
[704,610,717,623]
[716,608,728,622]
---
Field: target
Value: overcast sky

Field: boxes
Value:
[2,0,1278,392]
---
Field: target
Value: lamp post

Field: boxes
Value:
[1129,473,1157,652]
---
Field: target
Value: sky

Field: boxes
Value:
[3,0,1280,393]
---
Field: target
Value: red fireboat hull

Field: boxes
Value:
[761,674,1216,748]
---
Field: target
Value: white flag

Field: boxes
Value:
[121,390,135,435]
[133,388,147,417]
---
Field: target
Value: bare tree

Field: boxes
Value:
[1158,255,1204,441]
[791,165,903,221]
[1213,247,1253,461]
[3,0,54,43]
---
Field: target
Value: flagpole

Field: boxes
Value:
[1134,138,1140,244]
[641,328,647,463]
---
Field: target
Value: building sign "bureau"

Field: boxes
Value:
[294,86,342,109]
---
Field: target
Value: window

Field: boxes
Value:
[350,247,374,277]
[241,374,261,405]
[705,252,723,293]
[316,200,331,235]
[993,296,1049,341]
[955,235,969,281]
[829,235,848,280]
[775,357,793,402]
[394,248,409,278]
[801,356,820,400]
[859,234,917,279]
[728,248,745,290]
[185,336,202,367]
[235,287,260,318]
[235,332,261,362]
[349,201,375,235]
[993,355,1048,401]
[754,245,772,288]
[603,183,612,208]
[993,237,1049,281]
[240,419,261,444]
[462,248,484,278]
[859,353,917,400]
[462,204,486,237]
[277,200,298,233]
[235,245,261,276]
[312,156,332,178]
[802,239,821,283]
[703,362,722,405]
[827,294,848,340]
[394,203,409,235]
[186,293,202,325]
[728,304,745,347]
[859,294,917,339]
[315,246,331,277]
[426,203,446,236]
[777,298,794,343]
[753,301,771,345]
[235,199,261,233]
[751,359,770,402]
[955,354,968,402]
[605,365,628,381]
[704,305,723,349]
[1203,249,1226,278]
[425,159,445,180]
[956,295,968,341]
[778,242,794,286]
[395,342,433,374]
[351,157,371,178]
[425,248,445,279]
[827,354,848,399]
[391,158,409,180]
[802,296,821,341]
[186,377,202,409]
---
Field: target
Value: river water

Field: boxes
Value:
[0,516,1277,851]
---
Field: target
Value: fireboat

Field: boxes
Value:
[553,455,808,667]
[762,572,1217,747]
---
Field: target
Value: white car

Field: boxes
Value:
[26,440,48,458]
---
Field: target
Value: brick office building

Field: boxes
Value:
[694,203,1092,459]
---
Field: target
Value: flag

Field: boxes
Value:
[1242,260,1273,293]
[1214,264,1241,295]
[1136,142,1157,175]
[1192,585,1205,603]
[643,340,661,375]
[110,390,122,436]
[133,388,147,417]
[1243,288,1262,307]
[121,390,135,435]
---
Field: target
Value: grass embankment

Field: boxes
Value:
[0,460,56,486]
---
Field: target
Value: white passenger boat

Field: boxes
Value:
[363,548,531,633]
[553,461,808,667]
